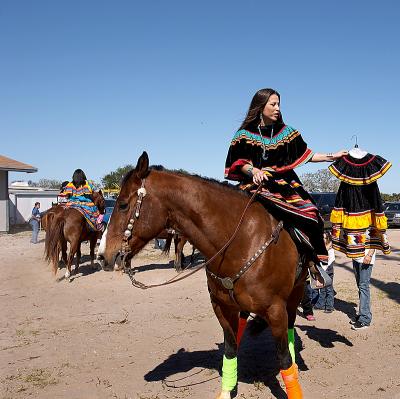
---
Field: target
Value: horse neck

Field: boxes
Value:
[157,172,254,259]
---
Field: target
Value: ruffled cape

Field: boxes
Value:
[328,154,391,186]
[225,124,314,181]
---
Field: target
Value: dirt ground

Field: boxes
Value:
[1,227,399,399]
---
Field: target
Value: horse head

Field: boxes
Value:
[97,152,168,270]
[92,189,106,215]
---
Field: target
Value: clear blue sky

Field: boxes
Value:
[1,0,399,192]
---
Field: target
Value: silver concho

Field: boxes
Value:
[221,277,234,290]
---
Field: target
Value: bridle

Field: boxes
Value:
[118,178,283,295]
[120,179,147,265]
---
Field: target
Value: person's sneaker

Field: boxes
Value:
[305,314,316,321]
[349,315,360,325]
[324,309,334,314]
[351,321,370,330]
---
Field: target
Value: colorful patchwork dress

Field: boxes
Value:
[63,181,101,231]
[328,154,391,257]
[225,123,327,262]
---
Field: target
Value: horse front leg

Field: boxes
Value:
[286,270,308,364]
[267,300,303,399]
[89,235,98,270]
[174,235,183,272]
[210,296,246,399]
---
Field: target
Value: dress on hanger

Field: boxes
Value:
[328,153,391,258]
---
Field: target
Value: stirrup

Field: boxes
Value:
[309,265,332,289]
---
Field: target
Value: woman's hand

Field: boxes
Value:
[332,149,348,160]
[252,168,268,185]
[241,164,268,185]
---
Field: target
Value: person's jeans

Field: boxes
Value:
[30,219,39,243]
[301,281,314,316]
[312,273,335,310]
[352,260,373,325]
[154,238,165,250]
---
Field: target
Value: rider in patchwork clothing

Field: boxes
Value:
[62,169,104,231]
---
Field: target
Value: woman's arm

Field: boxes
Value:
[240,164,268,185]
[311,150,348,162]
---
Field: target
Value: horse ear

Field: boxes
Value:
[135,151,150,179]
[98,189,103,196]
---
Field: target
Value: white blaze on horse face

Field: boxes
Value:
[98,226,108,257]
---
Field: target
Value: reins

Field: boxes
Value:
[121,180,282,291]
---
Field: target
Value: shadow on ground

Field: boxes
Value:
[144,319,350,398]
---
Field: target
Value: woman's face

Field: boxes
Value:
[262,94,280,124]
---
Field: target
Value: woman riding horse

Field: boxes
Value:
[62,169,104,231]
[225,88,347,288]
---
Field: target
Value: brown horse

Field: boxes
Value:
[45,191,105,281]
[162,231,196,272]
[98,152,307,399]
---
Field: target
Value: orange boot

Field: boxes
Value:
[280,363,303,399]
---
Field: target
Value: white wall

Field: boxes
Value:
[9,192,58,225]
[0,171,8,232]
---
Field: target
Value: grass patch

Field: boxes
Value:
[24,368,58,388]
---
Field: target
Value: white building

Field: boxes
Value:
[8,185,59,225]
[0,155,37,232]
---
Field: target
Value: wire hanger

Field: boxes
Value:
[349,134,367,159]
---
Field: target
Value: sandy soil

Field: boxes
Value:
[1,227,399,399]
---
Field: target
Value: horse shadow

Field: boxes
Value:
[56,256,101,282]
[333,298,358,320]
[339,262,400,305]
[370,279,400,305]
[144,324,312,398]
[131,253,206,273]
[297,324,353,349]
[132,262,177,273]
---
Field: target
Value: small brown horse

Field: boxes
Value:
[98,153,307,398]
[162,231,196,272]
[45,191,105,281]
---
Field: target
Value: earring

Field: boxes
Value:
[259,113,264,126]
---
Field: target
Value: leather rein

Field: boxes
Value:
[119,179,283,292]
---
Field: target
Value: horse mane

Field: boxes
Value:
[121,165,248,196]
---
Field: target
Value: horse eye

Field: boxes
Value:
[119,202,129,211]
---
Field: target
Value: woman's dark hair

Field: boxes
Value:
[239,88,284,131]
[72,169,87,188]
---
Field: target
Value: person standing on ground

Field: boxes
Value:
[351,245,376,330]
[313,231,336,313]
[29,202,41,244]
[300,275,316,321]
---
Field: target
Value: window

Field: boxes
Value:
[386,204,400,211]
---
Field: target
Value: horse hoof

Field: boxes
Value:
[216,391,231,399]
[65,271,70,280]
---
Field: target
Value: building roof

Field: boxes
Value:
[0,155,38,173]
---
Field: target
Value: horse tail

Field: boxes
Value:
[42,211,55,232]
[162,232,173,255]
[45,214,65,274]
